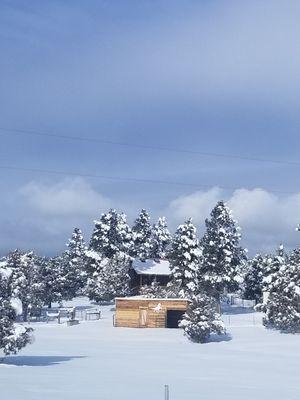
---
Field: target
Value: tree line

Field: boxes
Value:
[1,201,300,352]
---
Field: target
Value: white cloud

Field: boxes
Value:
[20,178,110,217]
[168,187,222,225]
[3,180,300,256]
[167,187,300,254]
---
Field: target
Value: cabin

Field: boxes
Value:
[129,259,171,294]
[114,297,190,328]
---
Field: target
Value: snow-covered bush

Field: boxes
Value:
[179,294,225,343]
[139,280,164,298]
[0,265,33,355]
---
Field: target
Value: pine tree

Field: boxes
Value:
[132,209,152,261]
[169,219,202,297]
[149,217,171,260]
[263,245,286,292]
[86,250,131,302]
[61,228,87,300]
[89,209,133,258]
[0,264,33,355]
[199,201,246,299]
[260,257,300,332]
[179,294,226,343]
[243,254,266,303]
[7,250,43,322]
[39,256,65,308]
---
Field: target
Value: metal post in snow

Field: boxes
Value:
[164,385,169,400]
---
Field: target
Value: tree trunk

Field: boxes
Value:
[23,306,28,322]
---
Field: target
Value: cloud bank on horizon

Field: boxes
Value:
[0,178,299,256]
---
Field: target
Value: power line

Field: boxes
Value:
[0,127,298,167]
[0,164,294,195]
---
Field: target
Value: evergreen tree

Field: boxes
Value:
[132,209,152,260]
[0,264,33,355]
[61,228,87,299]
[149,217,171,260]
[243,254,266,303]
[7,250,43,322]
[179,294,225,343]
[86,250,130,302]
[39,256,64,308]
[199,201,246,299]
[259,257,300,332]
[89,209,133,258]
[263,245,286,292]
[169,219,202,297]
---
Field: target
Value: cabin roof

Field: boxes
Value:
[115,295,190,301]
[131,259,171,276]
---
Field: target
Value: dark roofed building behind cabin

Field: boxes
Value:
[129,259,171,294]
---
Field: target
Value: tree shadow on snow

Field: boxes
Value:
[207,333,232,343]
[1,355,86,367]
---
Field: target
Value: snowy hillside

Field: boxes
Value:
[0,299,299,400]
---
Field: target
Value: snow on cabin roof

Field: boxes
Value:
[115,295,190,301]
[131,259,171,276]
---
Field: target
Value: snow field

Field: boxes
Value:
[0,300,299,400]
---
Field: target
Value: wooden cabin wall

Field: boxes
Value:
[115,299,189,328]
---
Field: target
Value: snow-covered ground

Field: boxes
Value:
[1,298,299,400]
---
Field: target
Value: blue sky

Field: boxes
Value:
[1,0,300,255]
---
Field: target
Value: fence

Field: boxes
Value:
[222,312,262,327]
[27,306,101,324]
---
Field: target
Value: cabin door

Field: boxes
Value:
[139,308,148,327]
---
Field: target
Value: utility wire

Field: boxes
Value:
[0,127,298,167]
[0,164,294,195]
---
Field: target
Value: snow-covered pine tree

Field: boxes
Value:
[0,264,33,355]
[7,250,43,322]
[89,209,133,258]
[243,254,266,303]
[39,256,64,308]
[260,256,300,332]
[169,219,202,297]
[85,249,104,301]
[179,294,226,343]
[61,228,87,300]
[149,217,171,260]
[132,209,152,261]
[85,250,131,302]
[199,201,246,299]
[263,245,286,292]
